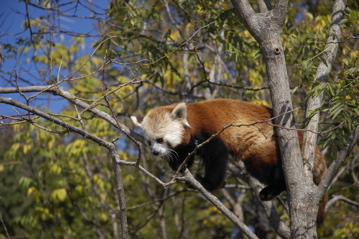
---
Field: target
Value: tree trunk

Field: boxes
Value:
[230,0,319,237]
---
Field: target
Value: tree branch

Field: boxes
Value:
[0,96,108,146]
[0,85,144,143]
[246,176,290,239]
[319,125,359,199]
[272,0,288,27]
[303,0,347,177]
[111,152,129,239]
[325,195,359,211]
[183,168,259,239]
[256,0,271,13]
[230,0,258,38]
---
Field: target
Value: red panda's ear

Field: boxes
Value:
[170,103,190,127]
[130,116,143,127]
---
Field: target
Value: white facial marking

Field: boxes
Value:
[140,108,187,158]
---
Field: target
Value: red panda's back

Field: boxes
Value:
[186,99,277,162]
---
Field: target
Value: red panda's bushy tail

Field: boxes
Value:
[317,192,327,226]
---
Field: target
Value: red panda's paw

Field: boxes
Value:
[259,184,285,201]
[186,174,206,190]
[186,174,224,192]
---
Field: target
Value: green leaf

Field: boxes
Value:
[327,82,335,96]
[19,176,33,189]
[339,19,348,25]
[344,7,352,14]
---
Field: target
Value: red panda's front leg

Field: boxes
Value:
[191,137,229,192]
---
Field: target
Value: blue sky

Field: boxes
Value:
[0,0,109,117]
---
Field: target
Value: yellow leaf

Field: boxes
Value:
[23,144,32,154]
[27,186,36,196]
[11,143,21,152]
[253,99,270,107]
[51,188,67,202]
[116,76,130,82]
[27,187,42,202]
[124,174,134,184]
[48,137,55,150]
[119,151,129,161]
[50,164,62,174]
[99,213,108,222]
[185,22,192,34]
[170,30,181,41]
[70,45,78,53]
[75,185,83,193]
[92,57,103,67]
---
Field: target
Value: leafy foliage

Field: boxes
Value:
[0,0,358,238]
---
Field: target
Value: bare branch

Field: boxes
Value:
[326,195,359,211]
[272,0,288,27]
[103,85,143,165]
[143,21,215,67]
[303,0,347,177]
[231,0,288,41]
[75,105,88,131]
[0,210,10,239]
[230,0,258,38]
[257,0,271,13]
[0,85,144,143]
[0,96,109,146]
[111,154,129,239]
[183,168,259,239]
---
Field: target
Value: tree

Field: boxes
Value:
[0,0,358,238]
[231,0,358,237]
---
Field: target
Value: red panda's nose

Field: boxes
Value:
[152,150,160,156]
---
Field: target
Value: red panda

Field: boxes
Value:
[131,99,327,223]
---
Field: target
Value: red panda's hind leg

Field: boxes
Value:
[244,159,286,200]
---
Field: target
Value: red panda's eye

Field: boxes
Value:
[156,138,163,144]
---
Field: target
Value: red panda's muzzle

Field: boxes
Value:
[152,149,160,156]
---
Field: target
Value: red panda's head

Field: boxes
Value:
[131,103,190,158]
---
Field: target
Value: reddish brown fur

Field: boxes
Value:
[185,99,276,163]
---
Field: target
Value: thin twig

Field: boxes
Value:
[75,105,87,131]
[143,21,215,67]
[325,195,359,211]
[0,209,10,239]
